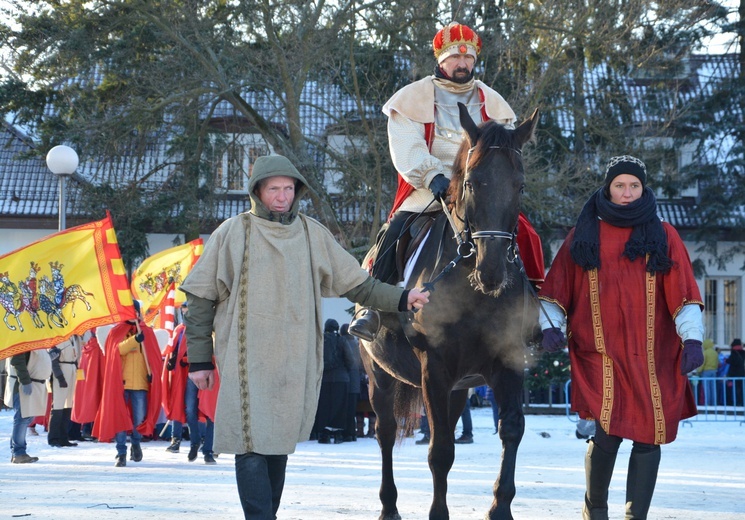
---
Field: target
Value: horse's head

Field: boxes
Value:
[450,102,538,296]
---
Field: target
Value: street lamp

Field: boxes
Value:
[46,145,79,231]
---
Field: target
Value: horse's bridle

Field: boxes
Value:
[423,145,520,292]
[449,145,521,253]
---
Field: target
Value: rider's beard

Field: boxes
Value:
[450,68,473,84]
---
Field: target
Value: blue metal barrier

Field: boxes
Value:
[563,378,745,424]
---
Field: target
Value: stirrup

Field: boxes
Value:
[348,308,380,342]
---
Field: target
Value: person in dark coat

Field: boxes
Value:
[314,319,352,444]
[726,338,745,406]
[340,323,363,441]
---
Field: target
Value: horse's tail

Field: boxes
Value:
[393,381,423,443]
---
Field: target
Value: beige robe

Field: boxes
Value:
[181,212,402,456]
[4,350,53,418]
[51,336,81,409]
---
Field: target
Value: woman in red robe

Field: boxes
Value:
[538,155,704,520]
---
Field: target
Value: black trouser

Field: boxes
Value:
[235,452,288,520]
[48,408,72,445]
[370,211,415,284]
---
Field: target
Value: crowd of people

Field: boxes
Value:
[3,20,743,520]
[3,299,220,468]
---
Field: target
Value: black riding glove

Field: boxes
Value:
[428,174,450,202]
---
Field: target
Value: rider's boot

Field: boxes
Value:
[348,308,380,342]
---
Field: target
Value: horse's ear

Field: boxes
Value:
[458,102,479,146]
[515,108,539,147]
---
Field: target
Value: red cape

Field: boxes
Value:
[92,321,163,442]
[161,324,220,423]
[71,336,104,424]
[161,325,188,423]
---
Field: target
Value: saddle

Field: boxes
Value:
[395,214,437,282]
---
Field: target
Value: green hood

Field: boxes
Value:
[248,155,309,224]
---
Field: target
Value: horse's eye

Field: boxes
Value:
[520,184,525,194]
[464,181,474,193]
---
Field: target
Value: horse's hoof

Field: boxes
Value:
[379,512,402,520]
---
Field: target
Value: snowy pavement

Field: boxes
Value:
[1,407,743,519]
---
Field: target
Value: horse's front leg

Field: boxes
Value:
[370,363,402,520]
[487,367,525,520]
[422,369,459,520]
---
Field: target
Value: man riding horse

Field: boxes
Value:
[350,22,544,341]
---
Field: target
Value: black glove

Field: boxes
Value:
[147,373,153,383]
[179,358,189,368]
[428,174,450,202]
[134,332,145,343]
[49,346,61,360]
[166,352,178,371]
[541,327,566,353]
[680,339,704,375]
[22,383,33,396]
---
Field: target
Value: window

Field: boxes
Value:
[704,277,740,346]
[212,134,269,192]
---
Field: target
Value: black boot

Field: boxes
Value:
[624,445,661,520]
[130,443,143,462]
[348,308,380,342]
[48,409,64,446]
[583,440,618,520]
[165,438,181,453]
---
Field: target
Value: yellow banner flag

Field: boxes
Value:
[130,238,203,320]
[0,213,136,360]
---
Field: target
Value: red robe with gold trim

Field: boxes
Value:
[540,221,701,444]
[92,320,163,442]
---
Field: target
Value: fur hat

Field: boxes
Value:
[731,338,743,350]
[604,155,647,189]
[433,23,481,64]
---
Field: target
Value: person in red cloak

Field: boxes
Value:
[92,299,163,467]
[538,155,704,520]
[161,304,219,464]
[72,330,105,439]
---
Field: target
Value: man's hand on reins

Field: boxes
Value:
[407,288,431,311]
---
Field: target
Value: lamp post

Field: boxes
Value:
[45,145,79,231]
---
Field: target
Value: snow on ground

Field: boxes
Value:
[1,407,743,519]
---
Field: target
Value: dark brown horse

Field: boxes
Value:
[359,103,540,520]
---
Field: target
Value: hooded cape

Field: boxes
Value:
[181,155,402,455]
[92,321,163,442]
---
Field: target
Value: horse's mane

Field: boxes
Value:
[449,121,522,202]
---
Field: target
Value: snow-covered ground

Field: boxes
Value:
[1,407,743,519]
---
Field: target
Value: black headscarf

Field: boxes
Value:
[569,187,673,274]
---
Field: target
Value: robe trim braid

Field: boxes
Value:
[645,269,667,444]
[588,269,614,433]
[238,213,253,453]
